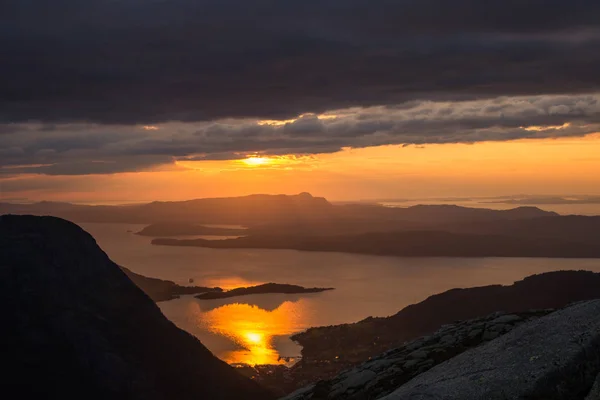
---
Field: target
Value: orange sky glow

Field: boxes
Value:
[2,134,600,204]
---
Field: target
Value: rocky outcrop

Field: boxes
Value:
[0,215,273,400]
[285,301,600,400]
[282,310,552,400]
[382,300,600,399]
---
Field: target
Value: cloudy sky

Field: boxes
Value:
[2,0,600,202]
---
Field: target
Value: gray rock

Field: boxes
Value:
[329,370,377,397]
[439,334,456,345]
[407,350,428,359]
[490,314,522,325]
[488,323,511,333]
[281,310,549,400]
[403,359,420,369]
[381,300,600,400]
[468,328,483,338]
[482,330,500,341]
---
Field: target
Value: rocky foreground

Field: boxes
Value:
[0,215,273,400]
[284,301,600,399]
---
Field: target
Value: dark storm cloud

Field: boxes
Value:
[2,0,600,124]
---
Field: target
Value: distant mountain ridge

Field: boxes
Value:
[0,193,555,228]
[0,215,273,399]
[0,193,332,225]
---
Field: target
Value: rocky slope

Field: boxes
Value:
[382,300,600,399]
[0,215,273,399]
[285,301,600,399]
[283,309,552,399]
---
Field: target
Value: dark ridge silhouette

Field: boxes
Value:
[0,215,273,400]
[135,222,246,237]
[0,194,554,229]
[152,230,600,258]
[292,270,600,372]
[195,283,334,300]
[445,215,600,245]
[0,193,333,225]
[120,267,222,302]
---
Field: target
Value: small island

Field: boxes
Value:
[136,222,246,237]
[195,283,334,300]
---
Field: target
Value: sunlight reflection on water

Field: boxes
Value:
[188,300,306,365]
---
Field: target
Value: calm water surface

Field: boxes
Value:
[80,222,600,366]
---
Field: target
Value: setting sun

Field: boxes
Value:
[244,331,264,344]
[242,157,271,166]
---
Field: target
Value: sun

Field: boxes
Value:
[244,331,264,345]
[242,157,271,166]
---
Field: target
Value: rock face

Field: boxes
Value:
[381,300,600,400]
[282,310,552,400]
[0,215,273,399]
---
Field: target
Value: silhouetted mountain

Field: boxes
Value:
[0,193,333,225]
[120,267,222,302]
[292,271,600,373]
[0,215,273,400]
[446,215,600,245]
[153,229,600,258]
[195,283,334,300]
[0,195,555,231]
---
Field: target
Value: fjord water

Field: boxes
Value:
[81,222,600,366]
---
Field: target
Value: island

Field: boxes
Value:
[135,222,246,237]
[194,283,334,300]
[151,227,600,258]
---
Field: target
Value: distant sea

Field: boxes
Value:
[81,222,600,367]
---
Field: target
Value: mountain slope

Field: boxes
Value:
[0,215,273,399]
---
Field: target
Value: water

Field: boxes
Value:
[80,222,600,366]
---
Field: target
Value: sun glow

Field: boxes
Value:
[242,157,271,166]
[244,331,264,344]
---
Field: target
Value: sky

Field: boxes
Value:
[2,0,600,203]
